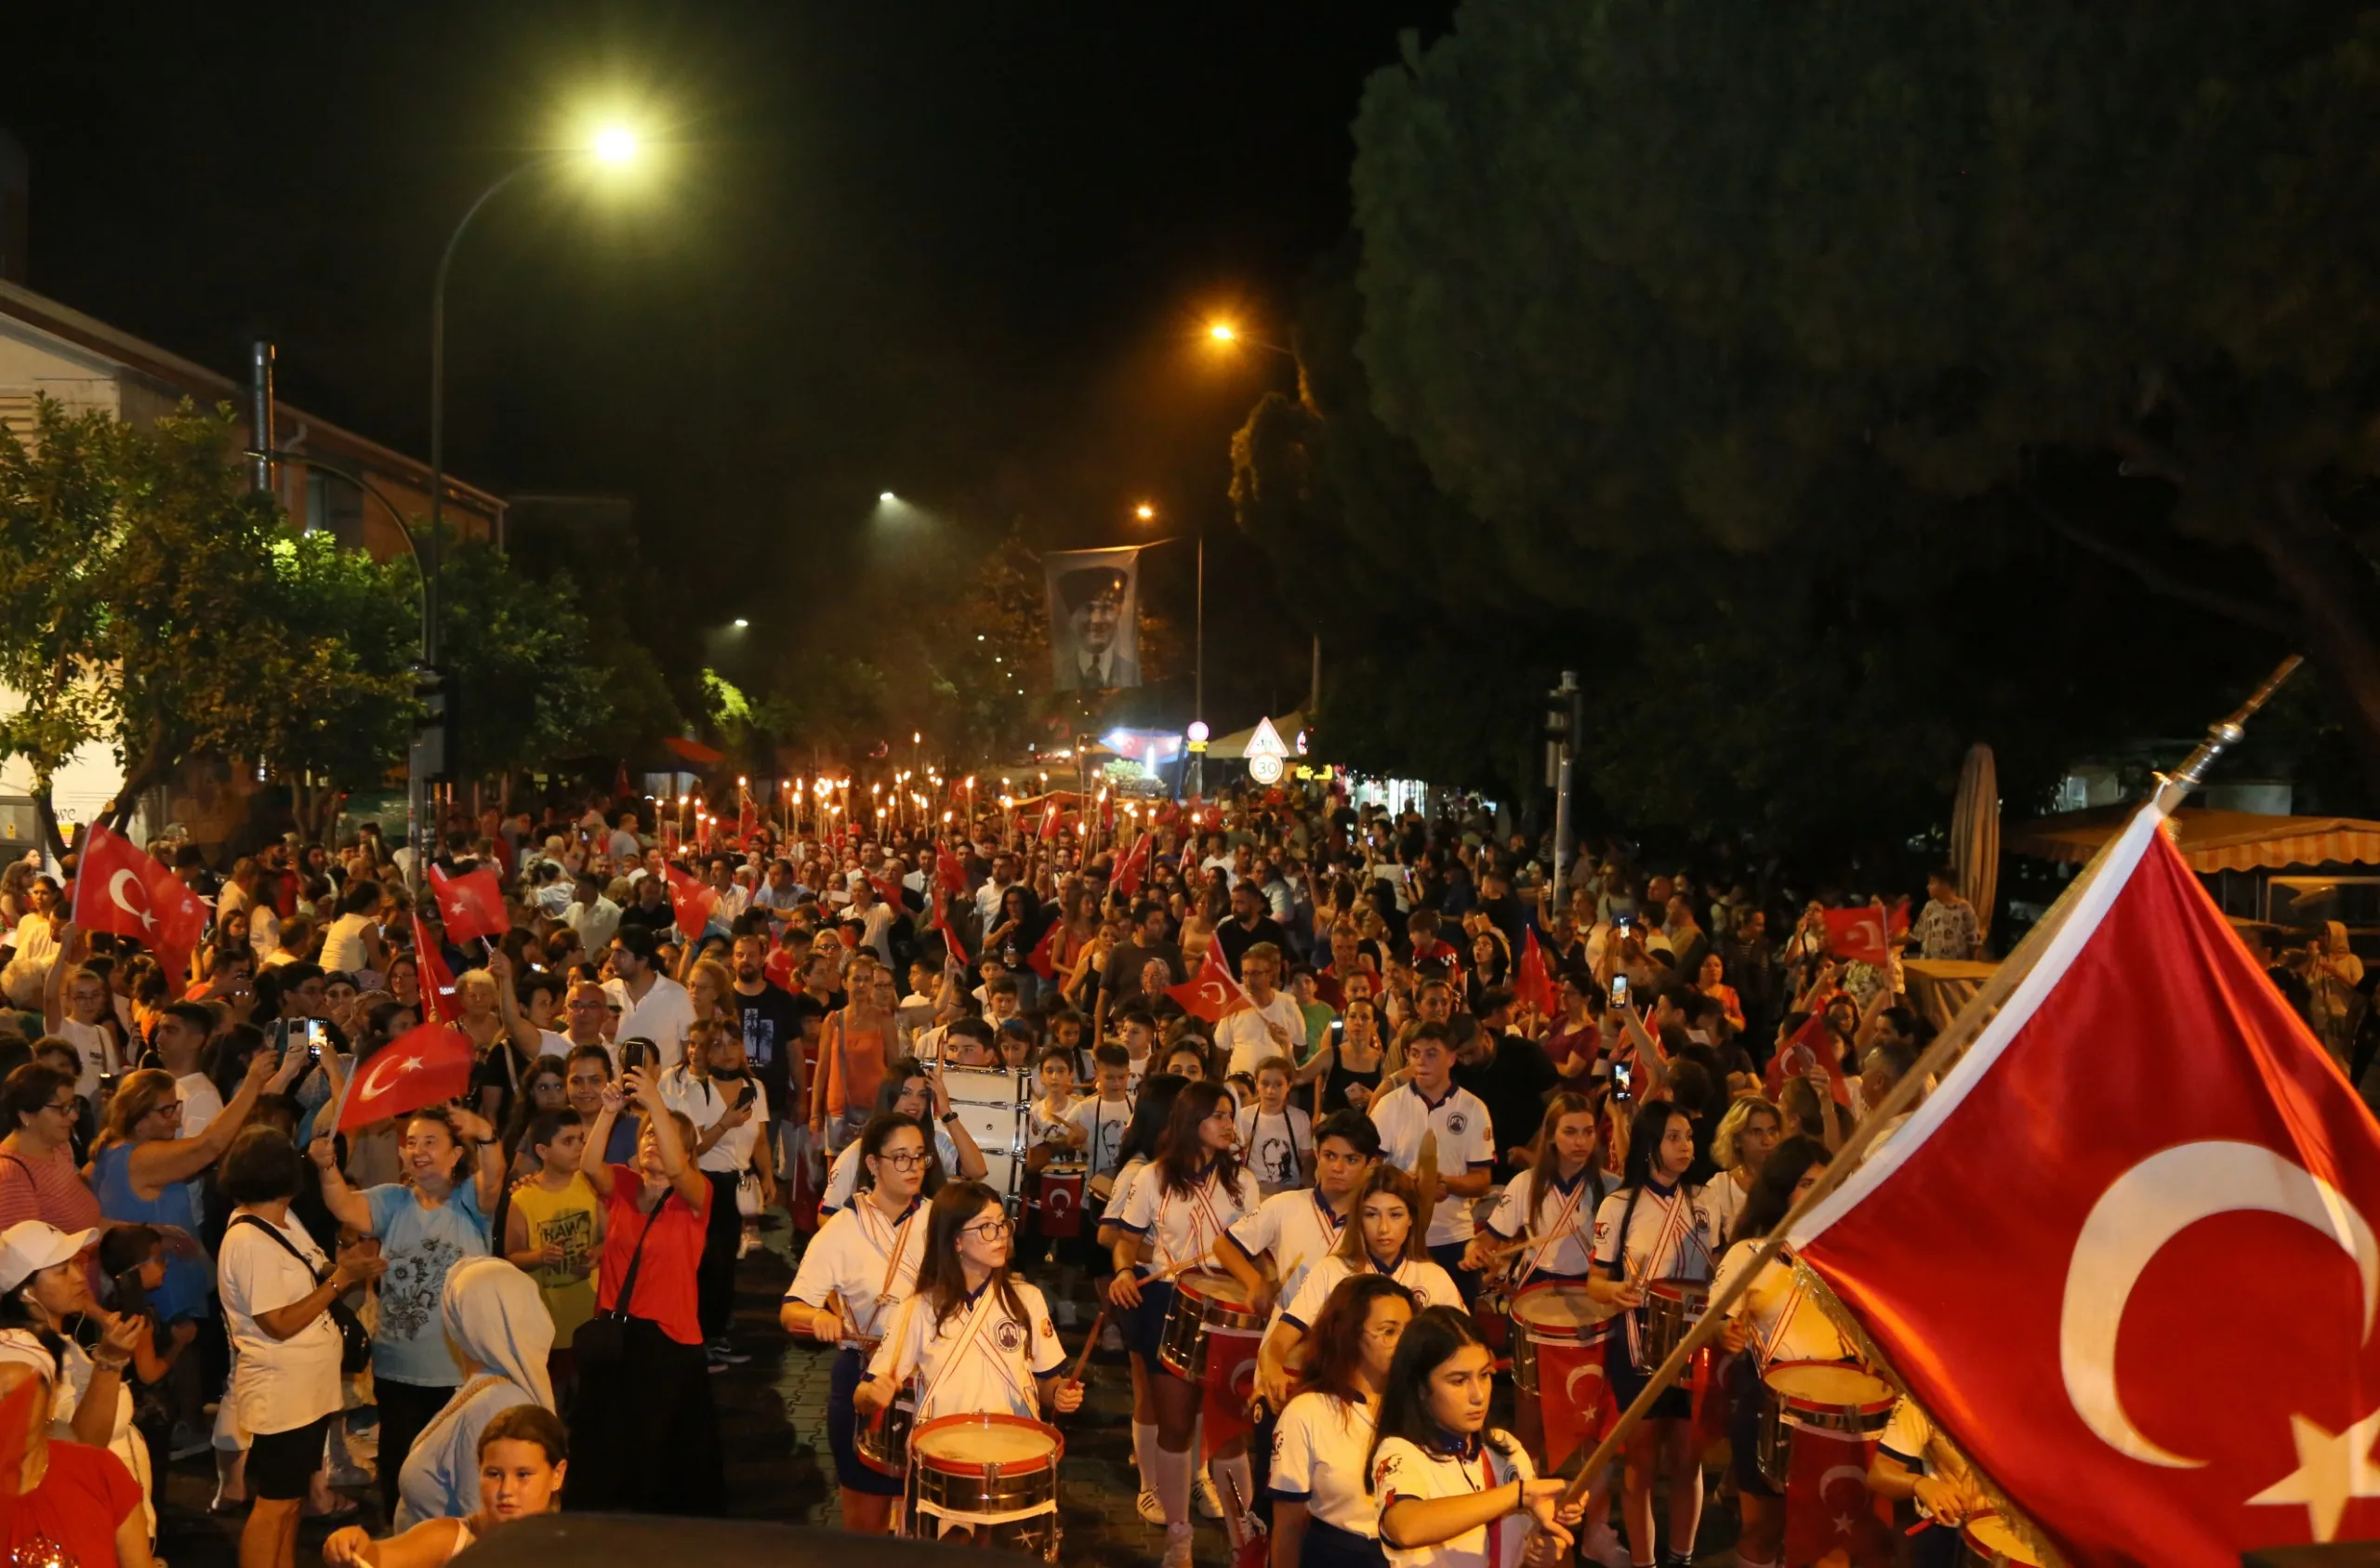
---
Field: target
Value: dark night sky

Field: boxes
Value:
[2,3,1450,671]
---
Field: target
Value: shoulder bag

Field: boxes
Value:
[574,1190,660,1365]
[230,1214,370,1375]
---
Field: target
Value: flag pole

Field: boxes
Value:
[1551,656,2304,1511]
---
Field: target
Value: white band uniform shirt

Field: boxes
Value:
[1116,1162,1263,1273]
[785,1194,924,1346]
[818,1127,964,1216]
[1371,1430,1539,1568]
[1271,1390,1382,1536]
[659,1067,768,1175]
[1236,1103,1314,1191]
[1101,1158,1147,1228]
[1223,1187,1348,1332]
[1217,992,1310,1078]
[1589,1178,1725,1286]
[1276,1253,1462,1334]
[1483,1166,1608,1281]
[1064,1096,1133,1180]
[866,1278,1066,1423]
[1710,1237,1857,1364]
[1367,1082,1497,1246]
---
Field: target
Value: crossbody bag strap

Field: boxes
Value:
[231,1212,329,1284]
[607,1192,663,1320]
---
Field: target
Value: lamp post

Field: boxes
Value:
[1133,502,1202,742]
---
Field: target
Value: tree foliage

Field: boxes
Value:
[1347,0,2380,789]
[435,539,615,781]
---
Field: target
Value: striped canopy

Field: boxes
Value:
[2004,806,2380,871]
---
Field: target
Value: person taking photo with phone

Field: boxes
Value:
[659,1017,774,1366]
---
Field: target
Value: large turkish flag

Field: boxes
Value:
[1789,808,2380,1565]
[337,1019,476,1132]
[71,823,209,973]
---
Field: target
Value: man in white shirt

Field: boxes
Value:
[565,873,621,955]
[844,876,897,970]
[972,851,1019,931]
[1216,942,1308,1078]
[1366,1022,1495,1297]
[153,1001,226,1138]
[604,929,694,1069]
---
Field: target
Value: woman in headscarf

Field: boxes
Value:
[391,1256,556,1529]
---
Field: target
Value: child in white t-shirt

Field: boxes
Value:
[1235,1055,1314,1195]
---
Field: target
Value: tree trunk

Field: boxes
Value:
[2252,486,2380,794]
[29,784,68,864]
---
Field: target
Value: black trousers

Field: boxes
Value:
[563,1318,723,1517]
[374,1377,455,1522]
[697,1169,741,1340]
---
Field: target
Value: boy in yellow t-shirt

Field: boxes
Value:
[504,1107,604,1398]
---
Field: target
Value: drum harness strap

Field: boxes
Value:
[1159,1171,1235,1272]
[856,1199,922,1338]
[1616,1180,1709,1367]
[1512,1169,1596,1291]
[914,1283,1038,1417]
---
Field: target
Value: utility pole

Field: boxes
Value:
[249,341,274,494]
[1546,670,1581,909]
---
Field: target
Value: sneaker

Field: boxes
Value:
[1162,1523,1196,1568]
[1137,1488,1165,1525]
[1195,1470,1224,1519]
[707,1338,752,1365]
[736,1229,759,1260]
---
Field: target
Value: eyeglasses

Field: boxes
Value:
[960,1218,1013,1241]
[875,1150,929,1169]
[42,1099,76,1116]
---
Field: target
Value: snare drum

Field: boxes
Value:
[856,1377,918,1476]
[1640,1279,1710,1364]
[1507,1281,1613,1396]
[1964,1512,2043,1566]
[1030,1163,1087,1239]
[907,1413,1065,1560]
[1157,1267,1265,1379]
[1752,1359,1895,1489]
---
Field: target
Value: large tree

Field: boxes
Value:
[1350,1,2380,787]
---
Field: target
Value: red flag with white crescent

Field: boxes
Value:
[1781,1427,1896,1568]
[1038,799,1062,843]
[1198,1327,1263,1461]
[1764,1009,1853,1108]
[337,1019,476,1132]
[665,863,717,939]
[935,845,968,896]
[1115,831,1154,899]
[70,822,210,976]
[1532,1337,1616,1470]
[1166,942,1249,1023]
[1788,807,2380,1565]
[1025,915,1064,982]
[409,914,458,1027]
[427,863,509,942]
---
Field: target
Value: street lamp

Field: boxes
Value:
[1204,319,1295,359]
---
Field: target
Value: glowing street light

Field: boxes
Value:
[732,617,749,629]
[592,125,640,165]
[1134,502,1156,521]
[1208,322,1238,344]
[879,491,896,503]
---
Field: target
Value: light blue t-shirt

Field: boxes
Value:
[364,1181,492,1387]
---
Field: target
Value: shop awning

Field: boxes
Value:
[2004,807,2380,871]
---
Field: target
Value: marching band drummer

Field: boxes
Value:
[1094,1074,1188,1527]
[781,1112,937,1535]
[814,1058,985,1220]
[1368,1306,1582,1568]
[1259,1166,1462,1409]
[1711,1136,1853,1568]
[1215,1111,1380,1337]
[853,1177,1081,1426]
[1586,1098,1725,1568]
[1460,1090,1610,1535]
[1108,1080,1263,1568]
[1866,1394,1990,1568]
[1269,1274,1415,1568]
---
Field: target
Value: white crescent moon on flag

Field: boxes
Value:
[1818,1463,1866,1498]
[356,1050,418,1104]
[2060,1140,2378,1469]
[1563,1364,1605,1406]
[108,869,156,931]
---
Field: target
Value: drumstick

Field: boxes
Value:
[1063,1307,1109,1388]
[1477,1229,1564,1261]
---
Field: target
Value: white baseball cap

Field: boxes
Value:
[0,1220,98,1294]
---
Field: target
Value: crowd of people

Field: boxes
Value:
[0,779,2352,1568]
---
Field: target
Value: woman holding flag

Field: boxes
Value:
[1587,1098,1725,1568]
[1108,1080,1260,1568]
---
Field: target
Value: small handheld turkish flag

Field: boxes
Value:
[1763,1009,1852,1107]
[428,863,509,943]
[1514,927,1557,1017]
[1115,832,1154,899]
[1038,799,1062,843]
[665,864,717,939]
[72,822,210,974]
[931,895,972,967]
[337,1020,476,1132]
[935,846,968,897]
[410,915,458,1026]
[1025,916,1064,982]
[1790,807,2380,1565]
[1166,942,1250,1023]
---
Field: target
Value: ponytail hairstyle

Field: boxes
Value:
[1154,1080,1242,1199]
[917,1180,1027,1331]
[1522,1091,1605,1236]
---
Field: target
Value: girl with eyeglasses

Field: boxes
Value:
[855,1180,1080,1428]
[782,1113,938,1534]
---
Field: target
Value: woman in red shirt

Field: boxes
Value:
[0,1334,153,1567]
[565,1064,722,1517]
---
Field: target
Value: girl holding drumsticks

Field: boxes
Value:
[1260,1166,1461,1409]
[1109,1080,1261,1568]
[1368,1306,1582,1568]
[855,1180,1081,1429]
[1588,1098,1726,1568]
[781,1112,935,1533]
